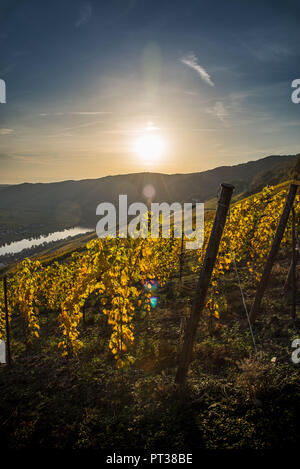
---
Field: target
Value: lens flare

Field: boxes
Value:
[143,279,158,292]
[150,297,158,308]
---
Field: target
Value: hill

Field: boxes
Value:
[0,154,298,241]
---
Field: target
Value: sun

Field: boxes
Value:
[134,133,166,163]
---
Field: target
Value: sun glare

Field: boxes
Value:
[134,132,166,163]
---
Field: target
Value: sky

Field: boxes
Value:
[0,0,300,184]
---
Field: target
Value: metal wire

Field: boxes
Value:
[227,206,257,353]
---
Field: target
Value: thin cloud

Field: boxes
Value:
[181,52,214,87]
[39,111,111,117]
[75,3,92,28]
[12,155,53,165]
[247,42,295,63]
[207,101,229,123]
[0,128,14,135]
[68,111,111,115]
[192,127,229,132]
[47,120,104,138]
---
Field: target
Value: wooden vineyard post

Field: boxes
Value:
[175,183,234,388]
[291,208,297,321]
[3,276,11,367]
[249,183,298,322]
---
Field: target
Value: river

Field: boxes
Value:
[0,226,94,256]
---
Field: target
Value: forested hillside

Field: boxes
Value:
[0,155,297,235]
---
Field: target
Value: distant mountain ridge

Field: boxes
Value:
[0,154,298,232]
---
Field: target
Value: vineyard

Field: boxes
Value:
[0,181,299,449]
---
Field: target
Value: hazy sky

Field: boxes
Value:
[0,0,300,183]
